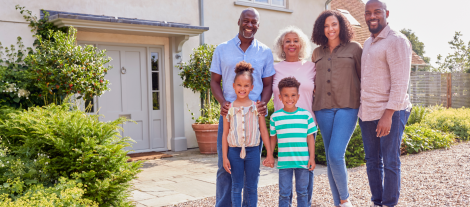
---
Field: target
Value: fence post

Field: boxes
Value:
[446,73,452,108]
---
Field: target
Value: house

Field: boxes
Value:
[330,0,428,70]
[1,0,329,153]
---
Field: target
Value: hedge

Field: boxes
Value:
[263,103,465,168]
[0,104,142,206]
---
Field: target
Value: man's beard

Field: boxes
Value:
[242,31,254,39]
[368,23,384,35]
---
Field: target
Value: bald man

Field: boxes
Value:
[360,1,412,206]
[210,8,275,207]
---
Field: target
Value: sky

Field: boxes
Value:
[361,0,470,66]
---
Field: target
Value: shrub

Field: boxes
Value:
[424,107,470,140]
[407,105,428,125]
[315,124,365,168]
[1,7,110,109]
[178,44,217,123]
[262,100,277,157]
[0,177,98,207]
[402,123,455,154]
[0,38,44,108]
[0,104,142,206]
[25,27,112,104]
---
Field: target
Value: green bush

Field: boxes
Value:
[1,7,110,109]
[424,107,470,140]
[0,104,142,206]
[262,100,277,157]
[315,124,365,168]
[0,177,98,207]
[407,105,428,125]
[401,123,455,154]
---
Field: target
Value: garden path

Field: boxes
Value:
[130,148,328,207]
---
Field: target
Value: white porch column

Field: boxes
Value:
[169,35,190,151]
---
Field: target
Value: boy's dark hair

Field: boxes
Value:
[234,61,254,83]
[278,77,301,92]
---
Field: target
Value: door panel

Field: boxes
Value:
[100,50,122,116]
[150,49,165,149]
[123,51,143,112]
[98,45,150,151]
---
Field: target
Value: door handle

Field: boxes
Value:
[121,67,127,74]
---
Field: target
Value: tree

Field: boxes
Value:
[400,28,431,64]
[435,32,470,73]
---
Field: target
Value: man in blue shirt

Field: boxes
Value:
[210,8,275,207]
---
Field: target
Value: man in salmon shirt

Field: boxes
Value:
[359,1,412,207]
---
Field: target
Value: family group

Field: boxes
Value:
[209,0,411,206]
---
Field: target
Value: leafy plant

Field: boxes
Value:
[178,44,217,123]
[0,177,98,207]
[262,100,276,157]
[0,104,142,206]
[188,101,221,124]
[0,38,43,108]
[314,124,365,168]
[407,105,428,125]
[1,5,110,108]
[424,107,470,140]
[25,27,112,104]
[402,123,454,154]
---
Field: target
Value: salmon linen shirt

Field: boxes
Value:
[359,24,412,121]
[226,102,261,159]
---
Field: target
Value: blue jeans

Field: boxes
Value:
[216,116,263,207]
[228,146,260,207]
[279,168,310,207]
[359,109,410,207]
[314,108,359,206]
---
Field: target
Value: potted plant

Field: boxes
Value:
[178,44,219,154]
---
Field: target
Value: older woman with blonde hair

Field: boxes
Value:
[270,25,316,207]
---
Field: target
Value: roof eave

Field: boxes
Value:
[49,13,208,37]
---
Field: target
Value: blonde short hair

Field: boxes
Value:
[273,26,312,61]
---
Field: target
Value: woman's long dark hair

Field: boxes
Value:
[311,10,355,46]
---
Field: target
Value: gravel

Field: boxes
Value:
[166,142,470,207]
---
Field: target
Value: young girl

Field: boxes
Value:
[222,61,275,206]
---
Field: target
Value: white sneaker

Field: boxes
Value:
[339,200,353,207]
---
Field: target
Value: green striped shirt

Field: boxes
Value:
[270,107,317,169]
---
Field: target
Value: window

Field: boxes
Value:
[234,0,292,13]
[242,0,285,7]
[151,52,160,110]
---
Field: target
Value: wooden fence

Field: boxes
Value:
[409,71,470,108]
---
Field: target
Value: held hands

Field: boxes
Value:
[256,100,267,117]
[307,158,316,171]
[220,101,231,116]
[262,155,275,168]
[223,157,231,174]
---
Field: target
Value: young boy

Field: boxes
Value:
[269,77,317,207]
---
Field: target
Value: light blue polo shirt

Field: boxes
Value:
[210,34,276,103]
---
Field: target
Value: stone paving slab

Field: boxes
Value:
[130,148,328,207]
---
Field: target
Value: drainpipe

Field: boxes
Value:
[325,0,333,10]
[199,0,205,45]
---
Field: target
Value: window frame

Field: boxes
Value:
[241,0,286,8]
[234,0,292,13]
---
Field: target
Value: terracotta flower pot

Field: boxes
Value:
[192,123,218,154]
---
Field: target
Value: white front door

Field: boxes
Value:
[98,45,150,151]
